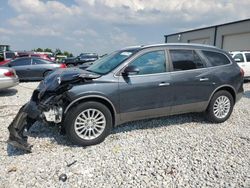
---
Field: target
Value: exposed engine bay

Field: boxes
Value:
[7,68,100,152]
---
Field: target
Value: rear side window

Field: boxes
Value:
[245,53,250,62]
[33,58,52,65]
[202,51,230,67]
[169,50,205,71]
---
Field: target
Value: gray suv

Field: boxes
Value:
[8,44,244,152]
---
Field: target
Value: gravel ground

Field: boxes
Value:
[0,82,249,187]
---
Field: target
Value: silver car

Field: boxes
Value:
[0,67,19,89]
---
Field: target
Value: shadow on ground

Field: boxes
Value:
[0,89,17,97]
[244,90,250,99]
[7,112,206,156]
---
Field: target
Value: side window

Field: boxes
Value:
[11,58,31,66]
[169,50,205,71]
[5,52,15,59]
[202,51,230,67]
[245,53,250,62]
[233,53,244,63]
[32,58,48,65]
[129,50,167,75]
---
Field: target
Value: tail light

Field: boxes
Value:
[4,70,15,77]
[60,64,67,68]
[240,68,245,77]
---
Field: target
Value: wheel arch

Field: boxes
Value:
[64,96,117,127]
[206,85,236,109]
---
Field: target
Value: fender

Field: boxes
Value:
[205,84,236,108]
[64,94,117,115]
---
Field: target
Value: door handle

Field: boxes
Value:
[159,82,170,86]
[199,78,209,82]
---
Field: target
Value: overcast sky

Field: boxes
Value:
[0,0,250,55]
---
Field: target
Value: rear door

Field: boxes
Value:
[10,58,32,79]
[169,49,215,114]
[118,49,174,122]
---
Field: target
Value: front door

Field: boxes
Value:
[118,49,173,123]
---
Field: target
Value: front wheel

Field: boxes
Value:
[64,101,112,146]
[205,90,234,123]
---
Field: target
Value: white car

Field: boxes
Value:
[0,67,19,89]
[230,51,250,78]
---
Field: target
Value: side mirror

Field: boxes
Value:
[234,58,242,63]
[122,65,139,76]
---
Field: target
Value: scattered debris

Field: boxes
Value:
[66,160,77,167]
[59,173,67,182]
[7,166,17,173]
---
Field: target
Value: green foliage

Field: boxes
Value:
[44,48,53,53]
[36,48,43,52]
[32,48,74,57]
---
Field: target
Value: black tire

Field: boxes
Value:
[205,90,234,123]
[43,70,52,77]
[64,101,112,146]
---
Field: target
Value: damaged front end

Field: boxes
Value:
[7,68,100,152]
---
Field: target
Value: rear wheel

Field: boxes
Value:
[64,101,112,146]
[43,70,52,77]
[205,90,234,123]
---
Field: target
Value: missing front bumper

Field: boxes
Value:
[7,99,64,152]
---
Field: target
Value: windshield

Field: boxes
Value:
[86,49,137,75]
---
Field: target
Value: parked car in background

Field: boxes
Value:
[64,53,98,67]
[55,55,67,63]
[230,51,250,78]
[8,43,244,152]
[16,51,52,61]
[78,61,95,70]
[0,51,16,65]
[0,67,19,89]
[3,57,67,81]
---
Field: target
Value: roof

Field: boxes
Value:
[142,43,218,49]
[121,43,222,52]
[165,18,250,37]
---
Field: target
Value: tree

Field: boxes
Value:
[35,48,43,52]
[55,48,62,55]
[63,51,74,57]
[44,48,53,53]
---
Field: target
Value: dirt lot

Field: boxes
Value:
[0,82,249,187]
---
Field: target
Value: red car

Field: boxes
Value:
[16,52,52,61]
[0,51,16,65]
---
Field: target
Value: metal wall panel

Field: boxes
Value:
[222,32,250,51]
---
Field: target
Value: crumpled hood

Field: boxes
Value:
[37,68,100,99]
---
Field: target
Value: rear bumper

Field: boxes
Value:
[0,77,19,89]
